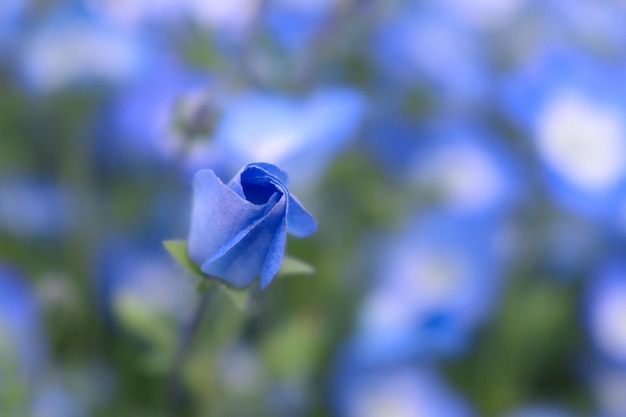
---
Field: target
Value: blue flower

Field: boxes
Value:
[19,6,149,93]
[0,175,76,239]
[187,162,317,289]
[501,46,626,220]
[537,0,626,53]
[263,0,337,49]
[0,0,28,54]
[408,124,523,220]
[188,87,365,189]
[585,258,626,366]
[354,214,507,362]
[0,265,46,382]
[98,55,209,168]
[332,345,475,417]
[371,4,489,105]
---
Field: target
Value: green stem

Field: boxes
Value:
[166,285,215,417]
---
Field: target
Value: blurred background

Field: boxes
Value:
[2,0,626,416]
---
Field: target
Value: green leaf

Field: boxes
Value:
[219,285,249,310]
[163,240,204,278]
[277,255,315,276]
[163,240,250,310]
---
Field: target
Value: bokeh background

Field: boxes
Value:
[2,0,626,416]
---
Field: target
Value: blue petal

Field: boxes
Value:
[187,169,270,268]
[202,192,282,264]
[202,198,287,287]
[227,163,288,201]
[288,195,318,237]
[249,162,289,184]
[260,214,287,289]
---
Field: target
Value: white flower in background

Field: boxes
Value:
[84,0,179,27]
[187,0,259,36]
[86,0,259,35]
[203,88,365,189]
[338,367,475,417]
[536,91,626,191]
[21,17,145,92]
[414,140,510,215]
[354,214,504,361]
[351,373,426,417]
[587,261,626,364]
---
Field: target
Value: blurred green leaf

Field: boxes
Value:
[163,240,203,278]
[260,313,322,380]
[277,255,315,277]
[163,240,250,310]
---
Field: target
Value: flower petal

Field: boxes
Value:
[202,192,282,264]
[187,169,270,268]
[260,213,287,289]
[227,163,288,200]
[288,195,318,237]
[250,162,289,183]
[201,198,287,287]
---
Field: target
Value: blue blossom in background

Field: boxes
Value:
[502,46,626,220]
[186,0,259,41]
[353,214,507,362]
[433,0,525,30]
[332,347,475,417]
[372,5,489,106]
[363,118,422,177]
[86,0,260,41]
[29,363,114,417]
[31,382,87,417]
[100,56,210,167]
[0,175,75,239]
[19,6,149,93]
[264,0,337,49]
[187,163,317,289]
[191,87,365,189]
[0,0,29,54]
[83,0,184,28]
[0,265,46,388]
[537,0,626,52]
[409,125,522,219]
[585,259,626,366]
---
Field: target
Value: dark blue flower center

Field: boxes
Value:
[241,168,283,205]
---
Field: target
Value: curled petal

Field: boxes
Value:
[202,198,287,287]
[187,169,273,268]
[288,195,318,237]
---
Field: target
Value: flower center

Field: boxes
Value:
[241,168,283,205]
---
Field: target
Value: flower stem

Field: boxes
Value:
[166,284,215,417]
